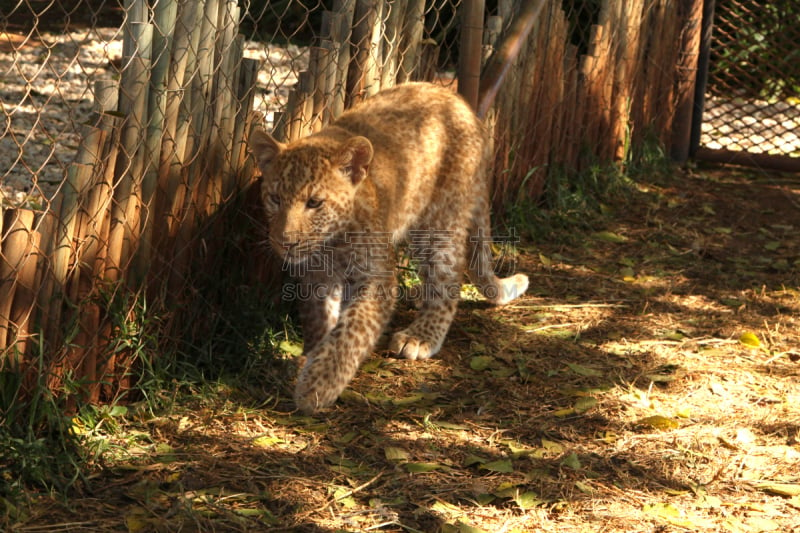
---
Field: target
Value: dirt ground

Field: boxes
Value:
[9,165,800,532]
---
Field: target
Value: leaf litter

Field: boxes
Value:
[9,167,800,532]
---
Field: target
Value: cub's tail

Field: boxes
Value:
[467,189,529,305]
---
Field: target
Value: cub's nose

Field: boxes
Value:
[281,235,301,251]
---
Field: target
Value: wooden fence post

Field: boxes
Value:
[458,0,485,110]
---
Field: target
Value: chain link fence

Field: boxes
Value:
[1,0,702,401]
[695,0,800,169]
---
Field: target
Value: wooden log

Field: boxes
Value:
[211,2,242,204]
[106,20,153,283]
[167,0,223,302]
[319,40,338,127]
[135,0,178,282]
[483,16,503,64]
[364,0,385,97]
[153,0,204,257]
[347,0,382,105]
[380,0,406,90]
[0,209,36,359]
[298,70,315,137]
[42,121,108,354]
[10,218,43,364]
[670,0,703,162]
[327,12,349,118]
[562,44,579,169]
[458,0,485,110]
[310,45,331,132]
[232,58,261,187]
[414,38,439,82]
[479,0,546,118]
[398,0,424,83]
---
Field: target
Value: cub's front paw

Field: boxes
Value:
[294,370,340,414]
[389,330,435,360]
[294,357,343,415]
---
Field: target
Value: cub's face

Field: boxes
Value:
[250,129,373,265]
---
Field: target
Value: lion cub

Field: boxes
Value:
[250,82,528,413]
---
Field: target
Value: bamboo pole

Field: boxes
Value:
[310,46,331,132]
[0,209,35,359]
[233,58,261,187]
[458,0,485,111]
[331,1,356,117]
[42,122,106,353]
[210,1,242,205]
[167,0,221,301]
[10,219,42,364]
[106,19,153,283]
[478,0,547,118]
[153,0,204,259]
[398,0,424,83]
[319,40,339,127]
[135,0,178,283]
[380,0,406,90]
[348,0,382,106]
[670,0,703,162]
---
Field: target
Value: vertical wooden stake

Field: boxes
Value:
[458,0,485,111]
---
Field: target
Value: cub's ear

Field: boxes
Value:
[249,128,284,171]
[335,136,373,185]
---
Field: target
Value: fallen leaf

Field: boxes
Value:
[566,363,603,377]
[743,517,781,532]
[514,491,542,509]
[757,483,800,497]
[406,462,445,473]
[470,355,494,371]
[739,331,762,347]
[253,435,283,448]
[560,452,581,470]
[480,459,514,473]
[638,415,679,430]
[278,340,303,356]
[643,502,693,528]
[592,231,628,243]
[384,447,410,463]
[573,396,597,413]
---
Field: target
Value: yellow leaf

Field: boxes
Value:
[406,462,444,473]
[384,447,410,463]
[539,253,552,267]
[574,396,597,413]
[278,340,303,356]
[592,231,628,243]
[253,435,283,448]
[638,415,679,430]
[643,502,694,528]
[757,483,800,497]
[480,459,514,473]
[125,508,151,533]
[739,331,761,347]
[553,407,575,417]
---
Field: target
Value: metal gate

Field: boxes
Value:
[692,0,800,172]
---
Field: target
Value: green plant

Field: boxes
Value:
[0,343,82,503]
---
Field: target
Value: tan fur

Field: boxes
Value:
[250,82,528,413]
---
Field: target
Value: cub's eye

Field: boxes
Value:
[306,197,324,209]
[267,193,281,206]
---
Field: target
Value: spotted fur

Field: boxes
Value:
[250,82,529,413]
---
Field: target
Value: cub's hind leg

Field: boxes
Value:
[389,227,468,360]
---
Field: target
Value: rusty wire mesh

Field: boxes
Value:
[0,0,467,400]
[0,0,704,401]
[699,0,800,160]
